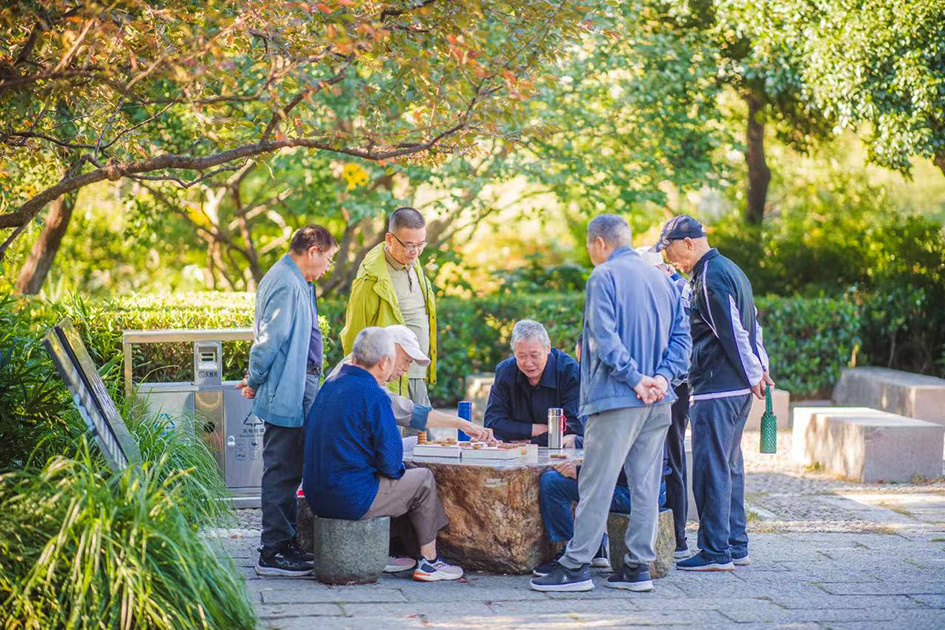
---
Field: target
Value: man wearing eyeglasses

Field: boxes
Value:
[341,207,437,406]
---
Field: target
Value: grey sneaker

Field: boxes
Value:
[384,556,417,573]
[605,563,653,592]
[413,557,463,582]
[530,563,594,592]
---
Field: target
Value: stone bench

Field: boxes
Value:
[607,508,675,578]
[296,496,390,584]
[832,367,945,426]
[746,388,791,430]
[792,406,944,482]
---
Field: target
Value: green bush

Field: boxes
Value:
[0,295,255,628]
[755,296,861,398]
[86,291,855,405]
[0,441,256,629]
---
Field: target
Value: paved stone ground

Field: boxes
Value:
[216,430,945,629]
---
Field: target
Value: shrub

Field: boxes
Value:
[0,441,256,629]
[755,295,861,398]
[91,291,854,403]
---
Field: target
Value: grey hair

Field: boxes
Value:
[388,207,425,232]
[351,326,396,368]
[587,214,632,248]
[510,319,551,351]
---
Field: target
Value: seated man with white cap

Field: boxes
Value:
[326,325,495,444]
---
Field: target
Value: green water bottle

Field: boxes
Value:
[760,384,778,454]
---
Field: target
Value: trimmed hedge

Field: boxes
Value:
[88,291,858,404]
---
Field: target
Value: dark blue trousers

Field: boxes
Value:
[664,382,690,551]
[539,470,666,543]
[690,394,752,563]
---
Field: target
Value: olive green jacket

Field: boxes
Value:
[340,243,437,395]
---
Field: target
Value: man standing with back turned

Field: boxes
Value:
[657,215,773,572]
[530,214,690,593]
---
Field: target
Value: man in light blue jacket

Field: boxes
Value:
[238,225,338,577]
[531,214,690,594]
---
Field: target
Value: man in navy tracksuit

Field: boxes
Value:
[656,216,773,571]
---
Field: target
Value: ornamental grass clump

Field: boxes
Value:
[0,440,257,629]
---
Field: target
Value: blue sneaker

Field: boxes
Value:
[604,563,653,592]
[530,563,594,592]
[675,551,734,572]
[591,533,611,570]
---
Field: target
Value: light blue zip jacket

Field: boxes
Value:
[247,255,314,427]
[580,246,691,416]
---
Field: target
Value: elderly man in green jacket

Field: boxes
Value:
[341,207,437,405]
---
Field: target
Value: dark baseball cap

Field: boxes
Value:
[654,215,706,252]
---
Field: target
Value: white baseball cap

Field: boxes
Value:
[635,246,664,267]
[384,325,430,366]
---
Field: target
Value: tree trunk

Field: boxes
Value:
[744,91,771,225]
[14,193,77,295]
[935,153,945,178]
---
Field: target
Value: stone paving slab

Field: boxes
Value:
[222,426,945,630]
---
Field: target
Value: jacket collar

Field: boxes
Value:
[383,247,409,271]
[693,248,720,277]
[339,363,377,382]
[515,348,559,389]
[281,254,310,288]
[606,245,635,262]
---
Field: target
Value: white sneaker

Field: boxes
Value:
[733,555,752,566]
[413,557,464,581]
[384,556,417,573]
[674,548,693,560]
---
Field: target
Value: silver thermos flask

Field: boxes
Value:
[547,407,565,449]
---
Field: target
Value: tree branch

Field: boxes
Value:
[0,122,468,235]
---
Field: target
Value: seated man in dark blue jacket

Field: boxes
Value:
[484,319,583,446]
[303,326,463,582]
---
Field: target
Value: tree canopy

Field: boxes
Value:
[0,0,592,250]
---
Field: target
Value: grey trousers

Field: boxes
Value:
[408,378,431,405]
[259,375,319,553]
[560,403,671,569]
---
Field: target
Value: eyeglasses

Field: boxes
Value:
[390,232,427,253]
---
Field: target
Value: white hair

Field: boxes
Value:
[351,327,396,368]
[510,319,551,350]
[587,214,632,248]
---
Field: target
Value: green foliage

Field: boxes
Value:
[858,216,945,376]
[755,296,861,398]
[519,1,730,220]
[0,441,256,630]
[84,291,858,403]
[1,0,593,228]
[778,0,945,173]
[492,254,589,295]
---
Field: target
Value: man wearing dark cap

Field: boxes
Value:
[656,215,774,572]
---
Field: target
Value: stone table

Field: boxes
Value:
[404,444,584,574]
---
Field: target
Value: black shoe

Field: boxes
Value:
[255,544,314,577]
[591,533,611,570]
[532,552,564,577]
[287,538,314,563]
[530,562,594,592]
[605,563,653,592]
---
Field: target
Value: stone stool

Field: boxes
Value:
[606,508,675,578]
[310,515,390,585]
